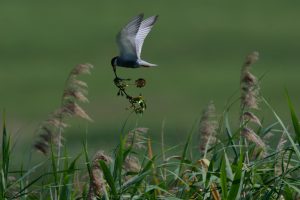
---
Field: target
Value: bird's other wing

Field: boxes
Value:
[135,15,158,59]
[116,13,144,60]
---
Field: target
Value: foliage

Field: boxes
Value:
[1,53,300,199]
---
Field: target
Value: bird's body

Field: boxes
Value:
[111,13,158,74]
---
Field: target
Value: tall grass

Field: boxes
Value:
[1,53,300,199]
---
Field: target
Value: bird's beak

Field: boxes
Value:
[112,65,118,78]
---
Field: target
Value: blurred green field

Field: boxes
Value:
[1,1,300,160]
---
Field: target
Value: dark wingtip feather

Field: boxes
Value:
[153,15,159,24]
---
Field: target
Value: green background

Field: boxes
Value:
[1,1,300,160]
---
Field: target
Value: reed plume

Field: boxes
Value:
[239,52,266,155]
[242,111,262,127]
[241,128,266,149]
[125,127,149,149]
[34,63,93,154]
[124,155,141,173]
[198,101,218,156]
[275,132,289,176]
[88,151,112,200]
[122,128,148,179]
[240,51,260,110]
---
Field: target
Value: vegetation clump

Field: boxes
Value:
[1,53,300,199]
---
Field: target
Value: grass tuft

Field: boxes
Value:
[1,53,300,199]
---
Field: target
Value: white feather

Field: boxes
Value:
[116,14,143,60]
[135,15,158,59]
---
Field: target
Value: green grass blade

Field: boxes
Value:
[178,118,198,176]
[1,111,9,199]
[224,152,233,181]
[113,135,126,186]
[285,89,300,145]
[99,160,118,198]
[263,97,300,160]
[224,112,238,160]
[60,153,81,200]
[122,170,151,192]
[220,153,228,199]
[227,152,244,200]
[83,140,92,180]
[2,111,10,182]
[50,142,59,195]
[205,156,214,187]
[7,161,44,191]
[130,156,156,196]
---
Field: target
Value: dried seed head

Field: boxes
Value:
[241,71,257,87]
[241,128,266,149]
[245,51,259,66]
[276,132,287,152]
[262,132,274,141]
[62,102,93,121]
[124,156,141,172]
[34,141,49,155]
[241,90,259,109]
[71,63,94,75]
[274,132,293,176]
[34,115,64,155]
[92,151,112,166]
[63,89,89,103]
[126,128,149,149]
[135,78,146,88]
[198,101,218,155]
[46,118,68,129]
[72,79,88,88]
[197,158,210,171]
[240,52,260,110]
[35,63,93,155]
[243,111,262,126]
[88,151,112,199]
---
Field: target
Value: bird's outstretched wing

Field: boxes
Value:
[116,13,144,60]
[135,15,158,59]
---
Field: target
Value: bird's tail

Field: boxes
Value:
[139,60,158,67]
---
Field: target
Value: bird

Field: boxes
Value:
[111,13,158,77]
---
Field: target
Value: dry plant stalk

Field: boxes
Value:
[34,63,93,154]
[88,151,112,200]
[198,101,218,156]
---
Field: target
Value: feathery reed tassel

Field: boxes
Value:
[123,155,141,173]
[241,128,266,149]
[125,127,149,149]
[88,151,112,200]
[242,111,262,127]
[71,63,93,75]
[240,51,260,110]
[275,133,288,176]
[34,63,93,154]
[198,101,218,156]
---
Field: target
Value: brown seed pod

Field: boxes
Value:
[135,78,146,88]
